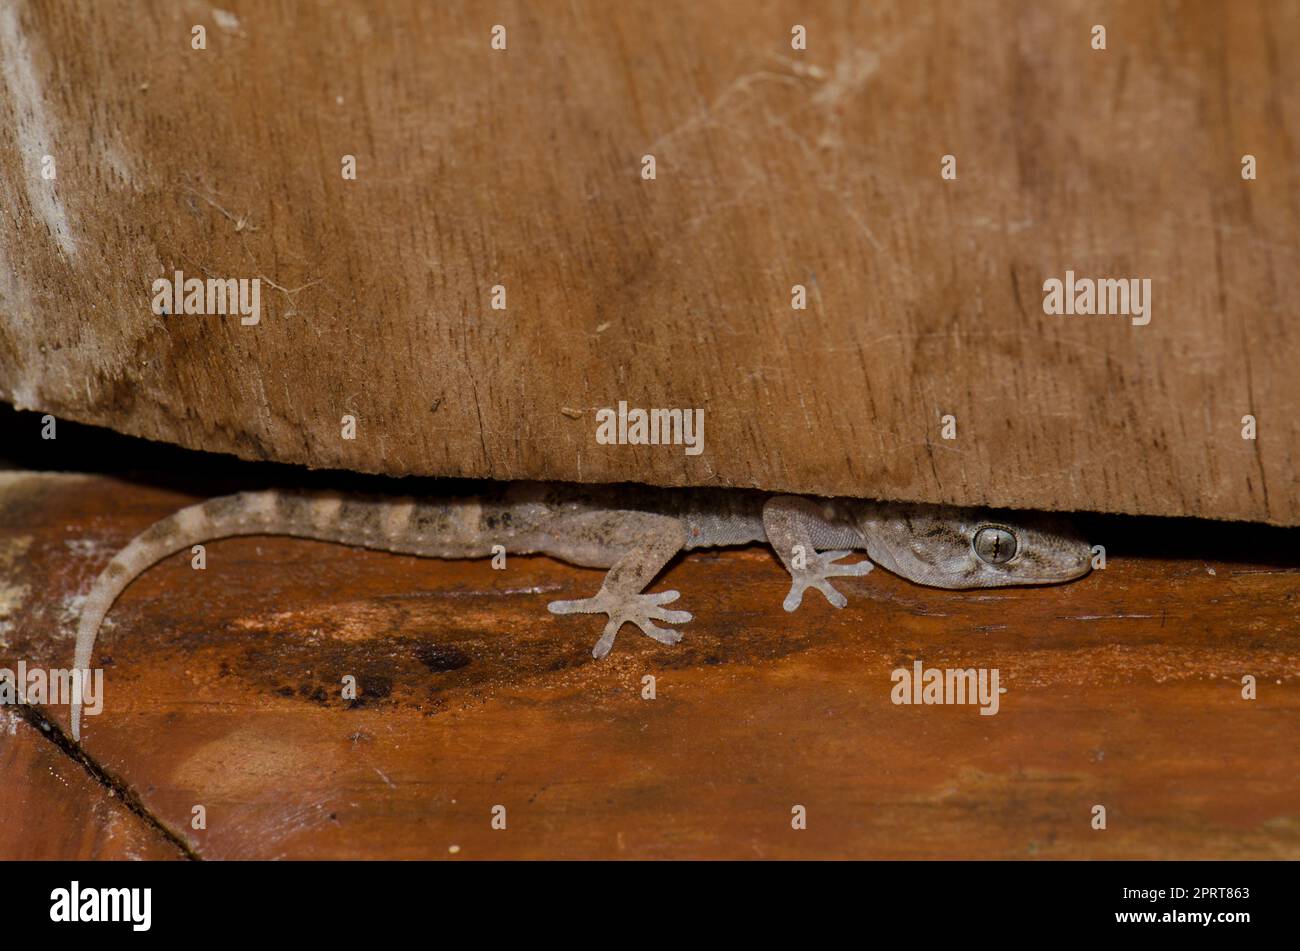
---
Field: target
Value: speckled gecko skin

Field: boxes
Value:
[70,483,1091,739]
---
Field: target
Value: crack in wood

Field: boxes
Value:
[13,703,200,861]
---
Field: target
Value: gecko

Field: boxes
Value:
[69,483,1092,739]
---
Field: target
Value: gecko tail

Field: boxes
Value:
[68,487,466,740]
[70,490,291,741]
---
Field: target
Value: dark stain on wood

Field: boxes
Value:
[1,467,1297,859]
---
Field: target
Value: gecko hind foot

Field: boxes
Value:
[783,550,874,612]
[548,588,692,659]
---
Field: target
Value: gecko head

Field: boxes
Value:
[859,504,1092,589]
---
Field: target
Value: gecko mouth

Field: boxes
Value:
[1006,552,1092,585]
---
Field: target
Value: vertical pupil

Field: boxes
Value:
[975,527,1015,564]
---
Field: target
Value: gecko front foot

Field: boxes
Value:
[548,588,693,659]
[782,550,874,612]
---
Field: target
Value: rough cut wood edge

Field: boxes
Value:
[0,1,1296,524]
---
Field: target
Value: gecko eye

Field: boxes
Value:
[973,526,1017,565]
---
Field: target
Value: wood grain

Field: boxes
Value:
[0,708,184,860]
[2,472,1297,859]
[0,1,1296,523]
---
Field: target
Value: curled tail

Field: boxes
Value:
[70,488,494,739]
[71,489,325,739]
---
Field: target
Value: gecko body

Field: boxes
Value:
[70,483,1091,738]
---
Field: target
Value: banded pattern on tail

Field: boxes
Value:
[69,489,490,739]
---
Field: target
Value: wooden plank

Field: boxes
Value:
[0,708,184,860]
[4,472,1298,858]
[0,472,182,859]
[0,1,1296,523]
